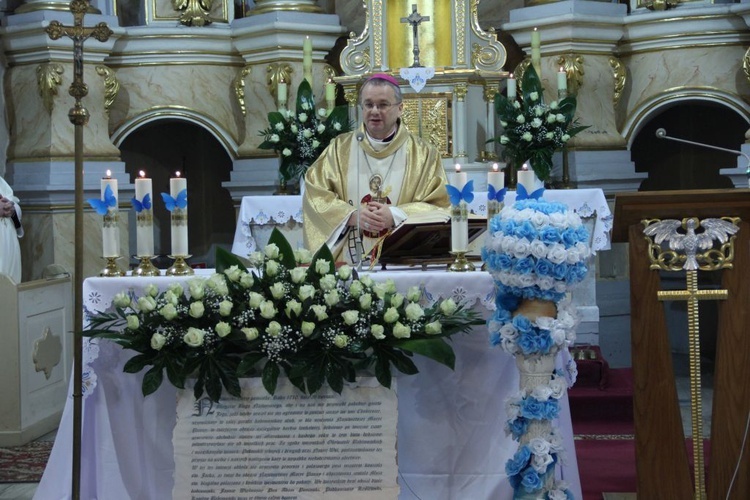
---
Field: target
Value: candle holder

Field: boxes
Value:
[132,256,161,277]
[100,256,126,277]
[167,255,194,276]
[448,251,476,272]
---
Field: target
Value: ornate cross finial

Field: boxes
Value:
[400,4,430,68]
[46,0,113,125]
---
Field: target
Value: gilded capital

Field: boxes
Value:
[37,63,64,113]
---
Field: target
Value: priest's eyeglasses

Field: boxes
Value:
[361,102,400,111]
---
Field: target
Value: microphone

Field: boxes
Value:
[655,128,750,187]
[355,132,365,270]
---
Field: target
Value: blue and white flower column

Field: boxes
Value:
[482,195,590,499]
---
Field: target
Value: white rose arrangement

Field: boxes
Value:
[84,229,482,402]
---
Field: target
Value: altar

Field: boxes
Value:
[36,270,583,500]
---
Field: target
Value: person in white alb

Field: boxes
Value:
[0,175,23,283]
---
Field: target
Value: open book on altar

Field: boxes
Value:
[377,209,486,265]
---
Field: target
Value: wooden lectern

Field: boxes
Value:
[613,189,750,499]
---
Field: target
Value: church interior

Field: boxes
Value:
[2,0,750,498]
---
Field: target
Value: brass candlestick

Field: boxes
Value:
[100,256,126,277]
[167,255,194,276]
[132,256,161,277]
[448,251,475,272]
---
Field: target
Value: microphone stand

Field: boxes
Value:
[655,128,750,187]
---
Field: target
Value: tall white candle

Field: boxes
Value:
[557,67,567,93]
[517,163,539,194]
[101,170,119,258]
[134,171,154,257]
[303,36,313,84]
[531,28,541,77]
[507,74,516,101]
[170,172,188,256]
[278,79,288,108]
[450,164,469,252]
[487,163,505,192]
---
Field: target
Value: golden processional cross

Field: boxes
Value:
[400,4,430,68]
[643,216,740,500]
[45,2,112,499]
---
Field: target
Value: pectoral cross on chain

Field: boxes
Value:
[401,4,430,68]
[644,216,739,500]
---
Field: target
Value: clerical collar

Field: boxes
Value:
[366,126,398,149]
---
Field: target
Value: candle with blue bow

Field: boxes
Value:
[446,164,475,272]
[88,170,125,276]
[132,171,160,276]
[516,162,545,200]
[161,172,192,275]
[487,162,507,232]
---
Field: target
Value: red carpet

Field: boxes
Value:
[0,440,53,483]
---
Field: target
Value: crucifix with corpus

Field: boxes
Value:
[400,4,430,68]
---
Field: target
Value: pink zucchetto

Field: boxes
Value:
[367,73,400,87]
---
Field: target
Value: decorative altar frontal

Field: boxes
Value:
[35,270,583,500]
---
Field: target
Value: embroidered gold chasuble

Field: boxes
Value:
[303,125,450,262]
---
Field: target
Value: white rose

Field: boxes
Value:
[547,114,557,124]
[303,129,313,139]
[113,292,131,309]
[522,131,533,142]
[259,300,277,319]
[298,113,308,123]
[531,118,542,128]
[528,437,551,457]
[371,324,386,340]
[189,280,205,299]
[529,91,539,101]
[549,212,567,228]
[337,265,352,281]
[150,333,166,350]
[223,265,242,282]
[290,267,307,284]
[333,122,342,131]
[349,280,363,297]
[294,248,312,264]
[341,310,359,325]
[512,239,530,258]
[499,323,518,340]
[333,334,349,348]
[425,321,442,335]
[126,315,140,330]
[513,100,521,109]
[359,293,372,310]
[549,377,567,399]
[406,286,421,303]
[318,108,327,117]
[319,274,336,291]
[240,273,254,288]
[263,243,279,260]
[317,124,326,133]
[144,284,159,297]
[383,307,399,323]
[301,322,315,337]
[500,135,509,145]
[248,292,264,309]
[298,284,316,302]
[248,252,264,267]
[529,240,548,259]
[390,293,405,308]
[282,148,292,157]
[538,276,555,290]
[516,114,525,123]
[159,303,178,320]
[218,300,233,316]
[550,325,567,346]
[517,274,535,288]
[556,113,565,123]
[183,327,205,347]
[270,133,280,142]
[359,275,374,287]
[547,244,568,265]
[373,283,388,300]
[270,282,286,299]
[189,301,205,318]
[405,303,424,321]
[215,321,231,338]
[532,451,554,474]
[439,298,457,316]
[311,304,328,321]
[266,321,282,337]
[566,247,581,264]
[315,259,331,275]
[549,101,559,110]
[392,322,411,339]
[138,295,157,312]
[265,260,280,277]
[324,290,340,306]
[531,384,554,401]
[285,299,302,318]
[312,140,320,149]
[290,124,298,133]
[163,290,179,306]
[274,122,284,131]
[242,327,259,341]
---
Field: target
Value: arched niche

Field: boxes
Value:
[117,119,236,267]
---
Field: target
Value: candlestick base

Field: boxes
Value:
[100,256,127,277]
[132,256,161,277]
[167,255,194,276]
[447,251,476,272]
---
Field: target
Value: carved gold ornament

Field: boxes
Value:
[340,0,372,75]
[95,65,119,111]
[172,0,213,26]
[609,56,625,107]
[37,63,64,113]
[743,47,750,87]
[469,0,506,71]
[556,54,584,96]
[234,65,252,117]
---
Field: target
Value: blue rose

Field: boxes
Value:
[497,293,521,312]
[552,263,568,280]
[506,446,531,477]
[535,332,554,354]
[517,332,539,355]
[501,219,518,235]
[497,253,514,270]
[507,417,528,439]
[576,225,589,242]
[534,258,554,277]
[517,220,538,241]
[521,397,546,419]
[566,263,588,284]
[489,331,501,346]
[540,227,560,244]
[521,467,543,492]
[542,400,560,420]
[513,257,535,276]
[512,315,533,334]
[562,227,578,246]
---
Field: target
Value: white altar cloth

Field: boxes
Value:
[35,270,582,500]
[231,188,612,257]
